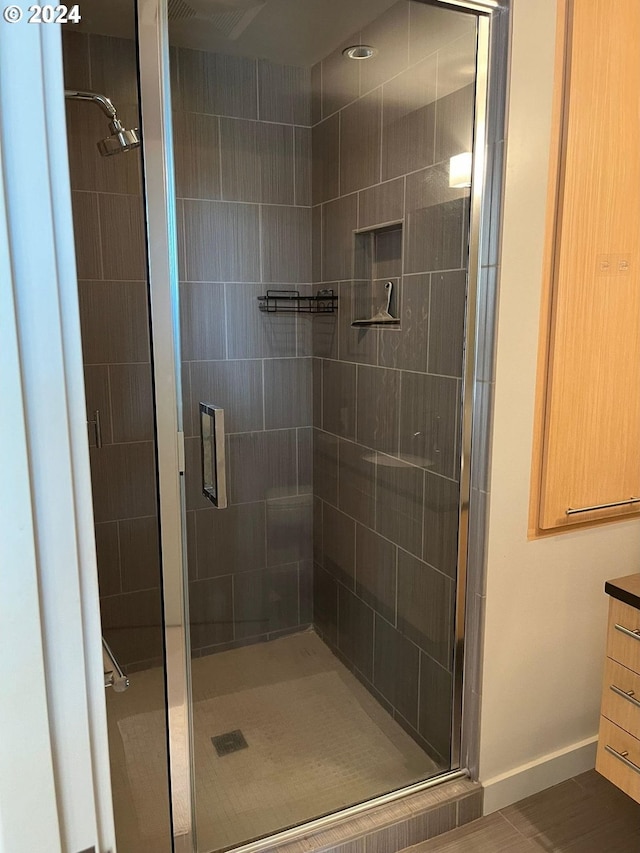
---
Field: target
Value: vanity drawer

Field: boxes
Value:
[601,658,640,737]
[607,598,640,674]
[596,716,640,804]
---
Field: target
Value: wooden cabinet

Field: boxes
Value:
[531,0,640,533]
[597,583,640,804]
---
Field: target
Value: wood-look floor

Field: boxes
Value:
[407,771,640,852]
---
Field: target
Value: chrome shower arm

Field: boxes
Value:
[64,89,118,120]
[64,89,140,156]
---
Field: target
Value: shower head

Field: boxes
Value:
[98,119,141,157]
[64,89,141,157]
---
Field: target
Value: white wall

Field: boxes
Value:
[478,0,640,812]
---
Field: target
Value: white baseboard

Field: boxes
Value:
[481,736,598,814]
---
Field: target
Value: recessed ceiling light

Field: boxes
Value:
[342,45,377,60]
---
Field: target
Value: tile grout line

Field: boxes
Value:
[379,75,384,185]
[319,354,324,431]
[230,573,236,642]
[254,58,260,121]
[293,126,297,207]
[87,31,93,90]
[217,116,223,199]
[497,808,533,840]
[315,436,460,502]
[261,358,266,431]
[177,111,314,131]
[114,518,123,595]
[337,108,342,201]
[416,645,422,744]
[258,203,264,284]
[394,546,399,630]
[191,506,199,581]
[100,580,167,601]
[313,462,456,584]
[294,425,300,496]
[317,32,472,128]
[85,191,103,283]
[103,363,116,447]
[222,282,229,360]
[336,431,341,510]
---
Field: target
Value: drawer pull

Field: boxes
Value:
[566,497,640,515]
[605,744,640,776]
[614,623,640,642]
[610,684,640,709]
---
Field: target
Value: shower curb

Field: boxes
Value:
[258,778,482,853]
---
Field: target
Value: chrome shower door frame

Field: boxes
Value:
[135,0,503,849]
[137,0,195,849]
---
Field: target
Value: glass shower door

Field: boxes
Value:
[61,11,174,853]
[167,1,480,849]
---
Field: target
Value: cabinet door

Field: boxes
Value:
[538,0,640,530]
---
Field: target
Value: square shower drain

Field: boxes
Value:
[211,729,248,757]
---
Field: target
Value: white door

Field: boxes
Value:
[0,16,116,853]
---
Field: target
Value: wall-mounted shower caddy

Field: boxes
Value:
[257,288,338,314]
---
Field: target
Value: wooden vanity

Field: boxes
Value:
[596,574,640,802]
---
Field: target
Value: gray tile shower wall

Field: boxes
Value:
[172,46,314,656]
[311,0,476,766]
[63,30,165,672]
[64,31,314,666]
[64,2,481,722]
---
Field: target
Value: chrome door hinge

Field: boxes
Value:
[87,409,102,448]
[177,430,185,474]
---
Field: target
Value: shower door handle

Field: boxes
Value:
[200,402,228,509]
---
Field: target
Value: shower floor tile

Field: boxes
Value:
[107,629,441,853]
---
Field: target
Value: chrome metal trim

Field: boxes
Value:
[450,12,490,773]
[136,0,502,849]
[102,637,129,692]
[200,403,228,509]
[88,409,102,449]
[64,89,117,119]
[605,744,640,776]
[614,623,640,643]
[566,497,640,515]
[136,0,196,847]
[223,770,469,853]
[435,0,501,12]
[610,684,640,709]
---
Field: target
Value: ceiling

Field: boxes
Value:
[75,0,411,67]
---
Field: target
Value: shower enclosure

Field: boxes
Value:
[60,0,497,850]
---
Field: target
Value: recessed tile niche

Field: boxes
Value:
[353,222,403,326]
